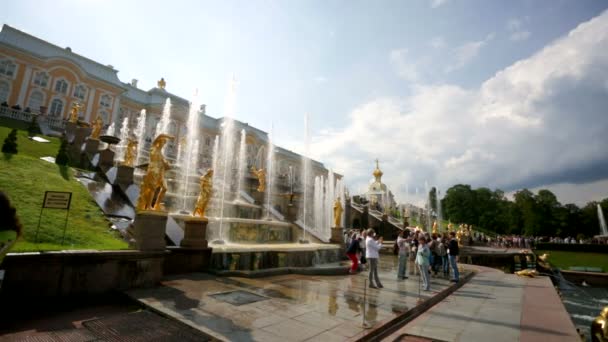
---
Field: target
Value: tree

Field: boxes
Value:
[55,138,70,165]
[443,184,476,224]
[429,187,437,212]
[2,129,18,154]
[27,114,39,137]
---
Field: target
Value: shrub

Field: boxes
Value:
[2,129,18,154]
[27,115,39,137]
[55,138,70,165]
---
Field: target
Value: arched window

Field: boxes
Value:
[33,72,49,87]
[0,60,16,77]
[73,85,87,100]
[0,81,9,103]
[28,91,44,112]
[49,98,64,117]
[100,94,112,108]
[54,79,68,94]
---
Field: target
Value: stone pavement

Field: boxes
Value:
[128,256,459,342]
[387,265,579,342]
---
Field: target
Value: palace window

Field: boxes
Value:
[100,94,112,108]
[99,111,109,125]
[0,81,9,103]
[73,85,87,100]
[33,72,49,87]
[0,60,16,77]
[49,98,64,117]
[54,79,68,94]
[28,91,44,112]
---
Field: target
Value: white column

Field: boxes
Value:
[85,88,96,122]
[17,66,33,107]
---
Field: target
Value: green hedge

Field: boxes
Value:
[535,243,608,253]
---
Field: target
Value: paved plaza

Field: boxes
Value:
[128,256,458,341]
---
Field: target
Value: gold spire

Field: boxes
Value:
[373,158,383,179]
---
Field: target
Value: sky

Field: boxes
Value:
[2,0,608,206]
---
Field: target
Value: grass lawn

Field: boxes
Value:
[535,250,608,272]
[0,122,128,252]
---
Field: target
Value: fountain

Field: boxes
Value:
[115,117,130,163]
[299,113,312,243]
[176,92,202,214]
[156,98,171,136]
[235,129,247,201]
[435,187,442,232]
[598,204,608,236]
[134,109,147,166]
[105,122,115,137]
[264,123,275,220]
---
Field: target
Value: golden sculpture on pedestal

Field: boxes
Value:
[157,78,166,89]
[69,103,81,123]
[333,197,343,227]
[136,134,173,211]
[251,166,266,192]
[193,169,214,218]
[592,306,608,342]
[90,117,103,139]
[122,138,138,167]
[447,222,454,232]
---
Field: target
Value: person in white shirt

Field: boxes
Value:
[366,228,384,289]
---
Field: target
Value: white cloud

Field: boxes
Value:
[314,76,328,83]
[445,33,494,72]
[389,48,419,81]
[430,0,449,9]
[507,17,532,42]
[429,36,446,49]
[312,11,608,205]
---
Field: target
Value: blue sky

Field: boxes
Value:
[2,0,608,205]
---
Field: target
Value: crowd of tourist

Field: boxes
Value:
[344,228,460,291]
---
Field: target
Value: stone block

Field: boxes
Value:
[179,216,209,249]
[330,227,344,244]
[130,211,168,251]
[114,165,134,185]
[84,138,100,155]
[99,148,115,169]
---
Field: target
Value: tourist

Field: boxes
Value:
[416,236,431,291]
[396,230,409,280]
[438,236,449,278]
[359,229,367,270]
[346,232,361,274]
[448,231,460,282]
[365,228,384,289]
[408,231,419,276]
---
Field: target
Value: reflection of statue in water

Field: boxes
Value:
[69,103,81,123]
[193,169,214,217]
[90,117,103,139]
[592,306,608,342]
[333,197,343,227]
[136,134,173,211]
[122,138,138,167]
[251,166,266,192]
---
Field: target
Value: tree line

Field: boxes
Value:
[432,184,607,238]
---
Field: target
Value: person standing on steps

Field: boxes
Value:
[448,231,460,282]
[366,228,384,289]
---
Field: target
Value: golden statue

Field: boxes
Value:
[90,117,103,139]
[69,102,81,123]
[251,166,266,192]
[592,306,608,342]
[515,269,538,277]
[122,138,138,167]
[136,134,173,211]
[447,222,454,232]
[432,221,438,234]
[333,197,343,227]
[193,169,214,217]
[157,77,166,89]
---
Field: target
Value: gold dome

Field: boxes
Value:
[373,159,383,178]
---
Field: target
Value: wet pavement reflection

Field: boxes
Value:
[129,255,464,341]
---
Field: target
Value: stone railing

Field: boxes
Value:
[0,106,66,132]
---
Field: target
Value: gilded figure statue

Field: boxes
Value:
[251,166,266,192]
[592,306,608,342]
[69,103,81,123]
[90,117,103,139]
[432,221,438,234]
[122,138,138,167]
[157,77,166,89]
[333,197,343,228]
[193,169,214,218]
[136,134,173,211]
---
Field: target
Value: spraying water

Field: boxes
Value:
[235,129,247,201]
[435,187,442,232]
[265,123,275,219]
[115,117,130,162]
[178,92,202,213]
[598,204,608,236]
[211,136,219,184]
[425,180,431,233]
[134,109,147,166]
[300,113,312,242]
[156,98,171,136]
[105,122,115,136]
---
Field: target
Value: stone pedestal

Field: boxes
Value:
[73,127,91,146]
[285,203,297,222]
[84,138,100,155]
[114,165,134,185]
[179,216,209,249]
[330,227,344,244]
[65,122,77,143]
[129,211,168,251]
[99,148,115,169]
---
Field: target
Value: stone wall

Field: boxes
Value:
[0,250,166,298]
